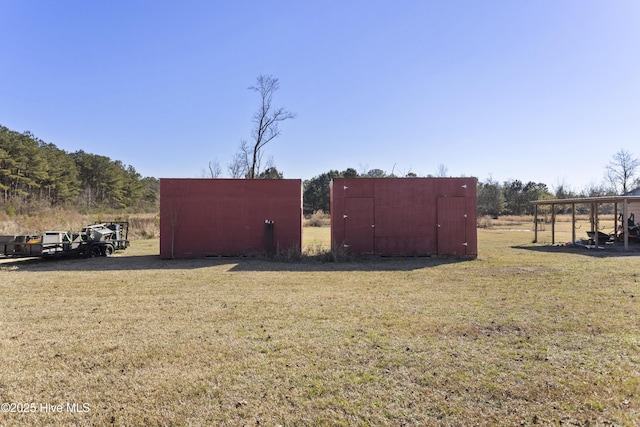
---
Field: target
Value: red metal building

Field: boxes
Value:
[330,178,477,257]
[160,179,302,258]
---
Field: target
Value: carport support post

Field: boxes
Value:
[594,203,600,247]
[533,204,538,243]
[571,203,576,244]
[614,203,619,241]
[551,204,555,245]
[623,199,629,251]
[589,203,595,244]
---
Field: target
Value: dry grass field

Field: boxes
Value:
[1,219,639,426]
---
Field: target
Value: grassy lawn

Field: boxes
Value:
[1,225,639,426]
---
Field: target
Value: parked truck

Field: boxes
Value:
[0,222,129,258]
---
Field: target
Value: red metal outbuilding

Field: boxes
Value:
[160,179,302,258]
[330,178,477,257]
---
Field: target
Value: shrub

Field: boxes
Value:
[477,215,493,229]
[306,210,330,227]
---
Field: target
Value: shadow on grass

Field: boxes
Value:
[226,255,472,272]
[513,243,640,258]
[0,253,472,272]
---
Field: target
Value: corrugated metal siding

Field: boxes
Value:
[160,179,302,258]
[374,178,438,255]
[436,196,467,256]
[331,177,477,257]
[344,197,375,253]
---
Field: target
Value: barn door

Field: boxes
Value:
[343,197,375,253]
[437,197,468,256]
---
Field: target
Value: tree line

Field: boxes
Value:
[303,167,421,214]
[478,148,639,216]
[303,150,640,216]
[5,113,637,219]
[0,125,158,214]
[302,171,605,216]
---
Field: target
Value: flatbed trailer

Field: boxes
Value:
[0,222,129,258]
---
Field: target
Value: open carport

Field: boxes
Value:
[531,195,640,251]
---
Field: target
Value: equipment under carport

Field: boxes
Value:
[531,195,640,251]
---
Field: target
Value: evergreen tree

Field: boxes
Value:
[303,168,360,214]
[0,124,158,212]
[477,179,505,217]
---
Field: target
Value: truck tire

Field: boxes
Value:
[89,245,102,258]
[103,245,114,257]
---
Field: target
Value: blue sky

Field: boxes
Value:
[1,1,639,192]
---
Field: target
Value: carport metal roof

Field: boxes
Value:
[531,195,640,250]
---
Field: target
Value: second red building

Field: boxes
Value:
[330,177,477,257]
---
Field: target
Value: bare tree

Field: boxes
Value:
[606,149,639,195]
[227,141,250,178]
[245,75,296,179]
[201,159,222,178]
[436,163,448,177]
